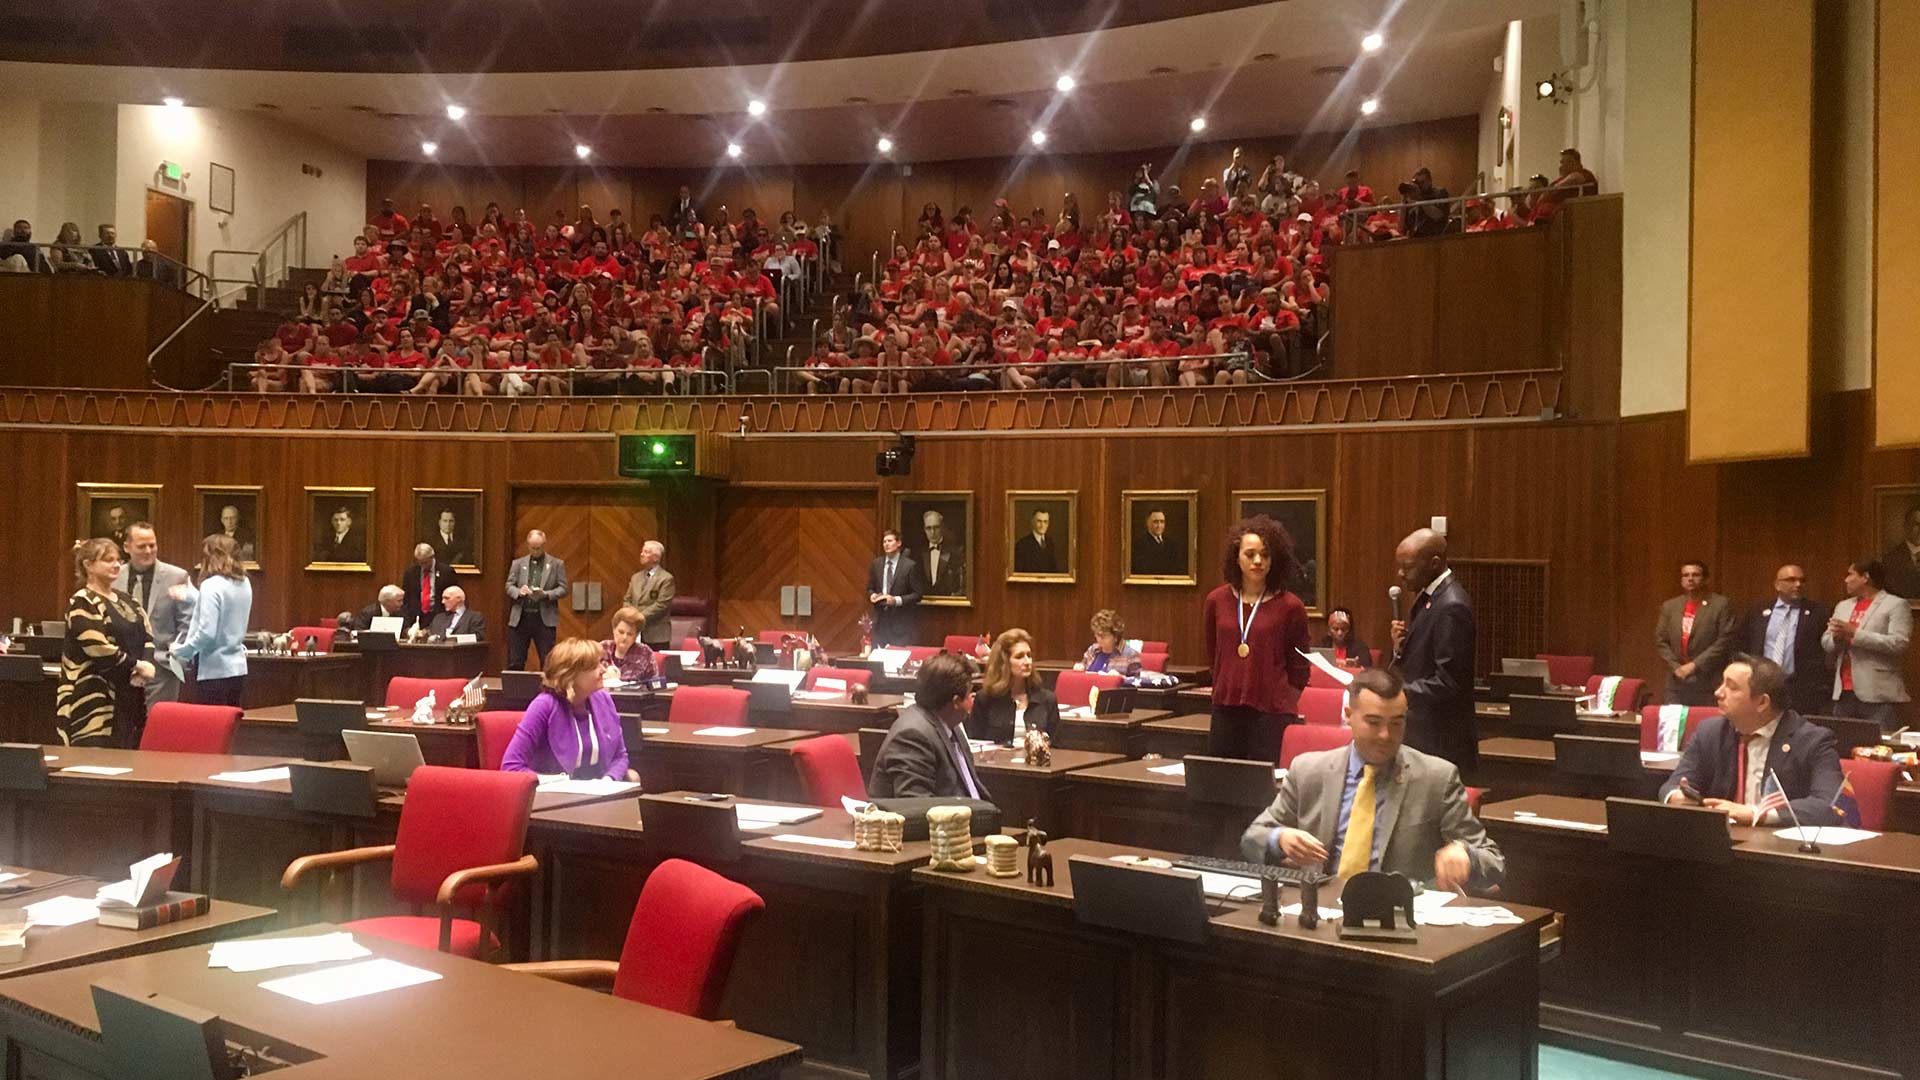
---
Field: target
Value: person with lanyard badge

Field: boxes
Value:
[1075,609,1143,677]
[501,638,637,782]
[1203,516,1311,763]
[1821,558,1912,729]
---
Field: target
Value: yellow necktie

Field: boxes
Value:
[1338,764,1378,878]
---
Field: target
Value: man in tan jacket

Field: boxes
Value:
[622,540,676,649]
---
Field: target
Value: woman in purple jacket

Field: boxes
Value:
[501,637,637,782]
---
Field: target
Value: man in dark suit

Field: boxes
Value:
[424,586,487,641]
[401,544,458,633]
[89,225,133,277]
[1656,560,1736,706]
[355,586,407,632]
[1131,508,1186,576]
[426,508,470,567]
[1012,508,1061,574]
[313,506,367,564]
[1659,655,1842,826]
[918,510,965,596]
[1390,528,1477,776]
[667,186,699,233]
[1740,564,1827,715]
[1884,507,1920,599]
[868,654,993,800]
[867,530,922,647]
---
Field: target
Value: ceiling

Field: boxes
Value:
[0,0,1558,167]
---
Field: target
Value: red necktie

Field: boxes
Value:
[1734,738,1747,803]
[421,572,432,612]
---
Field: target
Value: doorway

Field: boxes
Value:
[144,189,191,267]
[508,484,659,661]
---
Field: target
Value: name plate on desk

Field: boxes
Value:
[1603,797,1732,864]
[1067,855,1210,945]
[0,743,48,791]
[639,795,743,862]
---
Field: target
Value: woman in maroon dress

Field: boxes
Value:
[1202,516,1311,762]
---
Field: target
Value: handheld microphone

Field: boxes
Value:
[1389,585,1404,622]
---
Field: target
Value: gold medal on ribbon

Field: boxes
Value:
[1237,643,1250,658]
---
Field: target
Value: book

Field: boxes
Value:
[96,852,180,910]
[96,891,209,931]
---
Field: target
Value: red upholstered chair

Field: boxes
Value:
[802,666,871,692]
[681,636,702,653]
[139,702,240,754]
[1840,758,1899,831]
[287,626,337,654]
[1536,654,1595,689]
[1139,652,1169,674]
[281,766,538,959]
[1584,676,1647,712]
[756,629,804,645]
[386,676,472,710]
[1056,671,1122,709]
[475,710,525,771]
[1297,686,1346,727]
[506,858,764,1020]
[1307,665,1347,690]
[788,735,866,807]
[1279,723,1352,768]
[1142,641,1170,657]
[1637,705,1720,751]
[943,635,985,656]
[668,685,751,727]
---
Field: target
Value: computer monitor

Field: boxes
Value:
[1500,657,1552,680]
[1068,855,1211,945]
[1604,797,1733,864]
[733,677,793,714]
[292,698,371,761]
[0,743,48,791]
[1553,735,1645,780]
[658,653,684,682]
[92,979,235,1080]
[356,631,399,652]
[1182,754,1279,807]
[498,670,542,703]
[1487,673,1547,702]
[639,795,743,862]
[753,642,778,667]
[342,730,427,789]
[1508,694,1578,734]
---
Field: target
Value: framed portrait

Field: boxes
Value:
[75,484,162,557]
[1234,489,1328,616]
[1006,491,1077,584]
[209,162,236,215]
[1121,490,1197,585]
[1872,484,1920,605]
[196,485,263,570]
[305,487,374,572]
[414,488,483,574]
[893,491,973,606]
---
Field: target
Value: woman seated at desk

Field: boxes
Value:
[1319,606,1374,669]
[968,628,1059,743]
[600,606,658,686]
[1075,608,1143,677]
[502,637,637,782]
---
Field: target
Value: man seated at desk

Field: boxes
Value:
[355,585,408,633]
[424,585,486,641]
[868,652,994,801]
[1241,667,1503,892]
[1658,654,1842,826]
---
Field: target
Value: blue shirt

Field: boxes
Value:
[1331,745,1391,871]
[171,574,252,681]
[1764,600,1800,674]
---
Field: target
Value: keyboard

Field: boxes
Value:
[1173,855,1330,887]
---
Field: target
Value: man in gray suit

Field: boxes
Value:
[1822,557,1913,729]
[1241,667,1503,892]
[868,654,993,801]
[1656,560,1736,706]
[114,522,195,705]
[504,529,568,670]
[622,540,676,650]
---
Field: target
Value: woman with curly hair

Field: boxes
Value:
[1202,515,1311,762]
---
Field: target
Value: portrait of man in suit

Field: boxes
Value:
[1008,492,1075,582]
[77,485,160,561]
[1874,487,1920,601]
[894,493,972,605]
[306,488,373,569]
[414,489,481,571]
[198,487,261,568]
[1123,491,1196,583]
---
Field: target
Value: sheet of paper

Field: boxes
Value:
[869,647,910,674]
[770,833,857,849]
[1196,871,1264,900]
[1510,811,1607,833]
[58,765,132,776]
[258,957,442,1005]
[1639,751,1681,765]
[208,766,291,784]
[535,778,640,796]
[1774,826,1880,846]
[791,690,844,702]
[209,932,371,973]
[1420,905,1524,927]
[1279,902,1344,921]
[814,677,847,693]
[1413,890,1457,915]
[24,895,100,928]
[749,668,805,689]
[1297,648,1355,687]
[640,727,671,735]
[733,803,823,825]
[693,726,755,737]
[1147,761,1186,776]
[841,795,872,815]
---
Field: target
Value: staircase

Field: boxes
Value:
[208,307,291,387]
[750,269,851,393]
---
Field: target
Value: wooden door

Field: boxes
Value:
[717,490,875,651]
[144,190,190,265]
[510,486,658,653]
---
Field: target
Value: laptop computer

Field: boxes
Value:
[1508,694,1578,734]
[498,670,543,702]
[1501,657,1552,680]
[342,730,427,789]
[293,698,371,760]
[1067,855,1211,945]
[1553,734,1646,780]
[1604,797,1733,864]
[1182,754,1280,807]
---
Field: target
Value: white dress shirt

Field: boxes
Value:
[1742,718,1780,823]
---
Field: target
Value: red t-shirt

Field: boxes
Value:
[1839,596,1873,691]
[1204,584,1311,717]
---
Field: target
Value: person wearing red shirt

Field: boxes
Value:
[1335,170,1376,210]
[275,317,313,355]
[370,199,410,242]
[1203,515,1311,762]
[998,326,1048,391]
[1119,318,1177,388]
[1532,148,1601,221]
[342,236,383,279]
[298,335,342,394]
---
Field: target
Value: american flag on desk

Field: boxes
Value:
[1756,772,1791,820]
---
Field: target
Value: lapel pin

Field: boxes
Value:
[1781,743,1789,754]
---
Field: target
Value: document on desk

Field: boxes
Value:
[536,777,640,797]
[259,957,442,1005]
[1147,761,1186,776]
[1639,751,1682,765]
[733,803,823,826]
[1509,811,1608,832]
[57,765,133,776]
[209,932,372,973]
[1196,871,1263,900]
[1413,890,1457,916]
[1419,905,1525,927]
[208,766,292,784]
[770,833,857,849]
[693,726,756,737]
[1774,826,1880,846]
[24,895,100,928]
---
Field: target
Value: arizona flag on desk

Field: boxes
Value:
[1831,772,1863,828]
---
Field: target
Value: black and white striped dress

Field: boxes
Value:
[55,587,153,747]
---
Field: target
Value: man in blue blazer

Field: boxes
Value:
[1658,654,1842,827]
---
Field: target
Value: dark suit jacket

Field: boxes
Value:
[1739,597,1828,712]
[866,553,922,646]
[1131,531,1186,576]
[355,603,403,632]
[919,543,965,596]
[1657,711,1842,826]
[1884,541,1920,600]
[401,562,459,630]
[868,704,994,801]
[1395,574,1478,774]
[313,528,367,565]
[1012,533,1061,574]
[426,608,487,641]
[1318,634,1374,669]
[428,532,471,568]
[90,244,133,277]
[966,684,1060,744]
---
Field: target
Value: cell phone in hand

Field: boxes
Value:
[1677,778,1705,804]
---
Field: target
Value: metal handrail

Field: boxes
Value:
[206,211,309,310]
[770,350,1255,394]
[228,361,733,395]
[1333,184,1582,242]
[0,241,207,297]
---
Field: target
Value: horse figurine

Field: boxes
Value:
[1025,818,1054,887]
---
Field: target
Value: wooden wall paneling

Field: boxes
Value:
[0,278,55,385]
[1328,241,1438,379]
[1558,196,1623,420]
[714,489,875,650]
[1428,228,1551,374]
[508,486,598,667]
[1876,0,1920,448]
[1607,413,1718,685]
[574,169,633,226]
[0,430,71,626]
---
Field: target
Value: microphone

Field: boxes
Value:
[1389,585,1404,622]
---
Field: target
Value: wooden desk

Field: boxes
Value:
[236,703,479,768]
[341,640,488,705]
[528,796,933,1079]
[1140,713,1211,758]
[1482,794,1920,1079]
[0,867,275,979]
[237,652,363,708]
[0,922,800,1080]
[1052,708,1174,758]
[1474,701,1641,741]
[1172,683,1212,716]
[1475,736,1670,802]
[631,722,815,797]
[969,746,1124,834]
[916,836,1550,1080]
[1065,758,1275,859]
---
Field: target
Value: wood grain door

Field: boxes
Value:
[510,486,658,651]
[144,190,190,265]
[717,490,875,652]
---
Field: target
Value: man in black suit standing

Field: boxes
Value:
[1740,564,1827,715]
[1012,508,1060,574]
[1390,527,1478,776]
[1659,655,1842,826]
[401,543,458,634]
[90,224,133,277]
[1131,508,1186,576]
[866,530,922,647]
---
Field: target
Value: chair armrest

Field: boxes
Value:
[435,854,540,907]
[500,959,620,989]
[280,845,396,891]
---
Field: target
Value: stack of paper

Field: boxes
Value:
[258,957,441,1004]
[535,777,639,797]
[208,932,371,973]
[735,803,823,830]
[693,726,755,737]
[58,765,132,777]
[1420,905,1525,927]
[24,895,100,928]
[208,766,292,784]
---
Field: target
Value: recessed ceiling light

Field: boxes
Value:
[445,103,467,121]
[1361,32,1385,53]
[162,96,184,109]
[420,141,438,156]
[574,143,592,159]
[725,142,743,159]
[747,99,767,116]
[1189,116,1207,133]
[876,135,894,154]
[1054,74,1076,93]
[1359,97,1380,115]
[1029,129,1048,147]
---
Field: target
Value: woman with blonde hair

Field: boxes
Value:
[172,534,253,706]
[501,637,636,781]
[56,538,155,746]
[966,628,1059,744]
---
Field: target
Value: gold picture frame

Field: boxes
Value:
[413,488,484,574]
[1233,489,1329,616]
[1006,490,1077,584]
[195,485,263,570]
[893,491,974,606]
[1121,489,1198,586]
[75,484,162,555]
[305,486,375,572]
